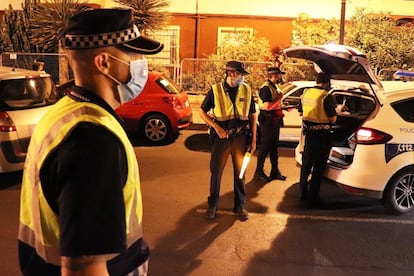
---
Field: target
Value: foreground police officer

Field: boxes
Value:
[254,66,287,182]
[18,9,163,276]
[298,72,337,207]
[200,61,257,221]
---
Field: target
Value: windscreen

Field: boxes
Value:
[0,77,58,110]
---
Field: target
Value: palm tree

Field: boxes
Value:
[114,0,171,33]
[29,0,91,83]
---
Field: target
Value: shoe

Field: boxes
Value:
[269,173,287,181]
[206,205,216,220]
[253,171,271,182]
[233,207,249,221]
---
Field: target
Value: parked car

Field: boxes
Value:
[0,66,58,173]
[285,45,414,214]
[116,71,192,144]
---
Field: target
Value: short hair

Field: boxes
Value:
[316,72,331,84]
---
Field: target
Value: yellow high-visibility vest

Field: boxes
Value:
[211,82,252,121]
[18,96,143,265]
[258,80,282,110]
[301,87,330,123]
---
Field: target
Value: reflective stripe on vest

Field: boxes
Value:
[211,83,252,121]
[258,80,282,110]
[301,87,330,123]
[18,96,143,265]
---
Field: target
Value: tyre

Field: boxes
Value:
[384,167,414,214]
[142,114,172,143]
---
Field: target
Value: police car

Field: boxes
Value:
[285,45,414,214]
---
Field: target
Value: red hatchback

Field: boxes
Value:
[115,71,192,144]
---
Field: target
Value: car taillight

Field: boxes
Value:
[355,127,392,145]
[0,111,16,132]
[162,96,185,109]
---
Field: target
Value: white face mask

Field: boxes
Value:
[106,55,148,104]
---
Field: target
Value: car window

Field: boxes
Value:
[391,98,414,123]
[0,77,58,110]
[156,75,181,94]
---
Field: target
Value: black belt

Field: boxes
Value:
[306,124,330,131]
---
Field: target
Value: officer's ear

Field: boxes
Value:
[94,53,111,75]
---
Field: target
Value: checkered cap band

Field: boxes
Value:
[64,26,140,49]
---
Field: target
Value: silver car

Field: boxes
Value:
[0,66,58,173]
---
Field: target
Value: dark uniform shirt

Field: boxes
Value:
[201,80,256,130]
[19,86,149,276]
[259,80,280,104]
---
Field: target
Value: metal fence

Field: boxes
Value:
[0,52,73,85]
[179,58,274,95]
[0,52,317,94]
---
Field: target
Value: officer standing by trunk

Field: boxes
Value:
[200,61,257,221]
[254,67,287,182]
[298,72,337,207]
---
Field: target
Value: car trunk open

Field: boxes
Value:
[327,88,377,168]
[283,45,384,168]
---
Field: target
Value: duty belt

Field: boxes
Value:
[307,124,330,131]
[227,127,245,136]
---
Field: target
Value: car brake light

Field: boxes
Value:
[355,127,392,145]
[162,96,184,109]
[0,111,16,132]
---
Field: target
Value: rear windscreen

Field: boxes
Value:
[156,75,181,94]
[0,77,58,110]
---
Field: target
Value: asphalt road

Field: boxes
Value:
[1,128,414,275]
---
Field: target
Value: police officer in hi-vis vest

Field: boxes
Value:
[18,9,163,276]
[254,67,287,182]
[200,61,257,221]
[298,72,337,207]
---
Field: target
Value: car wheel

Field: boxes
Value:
[384,167,414,214]
[142,114,172,143]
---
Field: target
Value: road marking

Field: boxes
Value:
[196,209,414,225]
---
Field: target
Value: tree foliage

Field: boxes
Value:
[29,0,91,52]
[182,31,273,94]
[1,3,33,53]
[346,8,414,73]
[291,9,414,76]
[292,13,340,46]
[114,0,170,33]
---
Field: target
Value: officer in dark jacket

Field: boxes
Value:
[199,61,257,221]
[298,72,337,207]
[254,67,286,182]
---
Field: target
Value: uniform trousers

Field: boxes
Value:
[208,133,247,209]
[299,129,332,201]
[256,111,282,175]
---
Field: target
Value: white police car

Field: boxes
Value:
[286,45,414,214]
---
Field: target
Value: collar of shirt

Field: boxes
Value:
[68,86,124,124]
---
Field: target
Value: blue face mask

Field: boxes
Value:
[106,55,148,104]
[117,58,148,104]
[234,75,245,86]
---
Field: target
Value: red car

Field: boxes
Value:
[115,71,192,144]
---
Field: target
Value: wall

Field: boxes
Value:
[171,13,294,60]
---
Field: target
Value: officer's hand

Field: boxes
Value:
[216,127,229,139]
[250,139,256,152]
